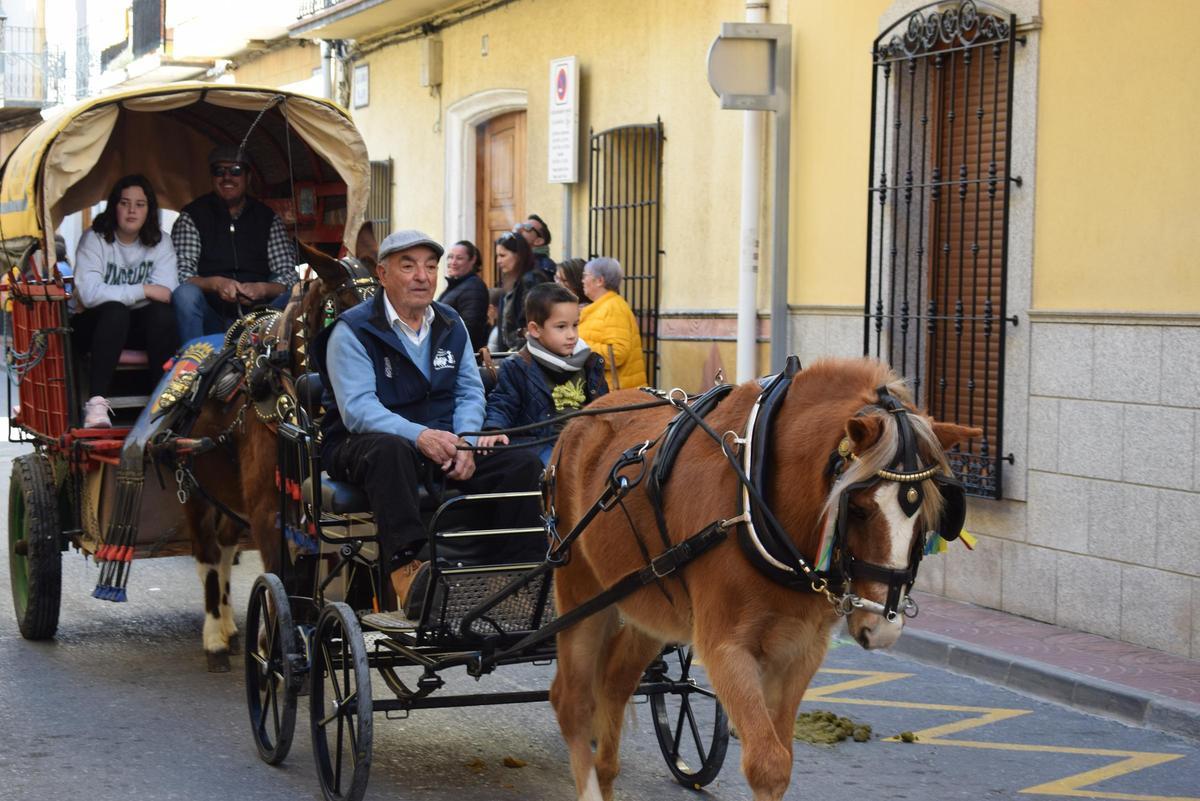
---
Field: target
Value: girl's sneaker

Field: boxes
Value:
[83,396,112,429]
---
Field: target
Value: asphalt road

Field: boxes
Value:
[1,435,1197,801]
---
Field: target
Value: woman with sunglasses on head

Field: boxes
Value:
[494,231,551,351]
[436,240,490,350]
[72,174,180,428]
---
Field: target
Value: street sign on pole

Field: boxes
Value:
[707,23,792,372]
[548,56,579,184]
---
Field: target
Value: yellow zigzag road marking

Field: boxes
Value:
[805,668,1195,801]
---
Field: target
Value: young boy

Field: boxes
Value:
[478,283,608,464]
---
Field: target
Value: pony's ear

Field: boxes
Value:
[846,416,885,451]
[299,241,346,287]
[931,421,982,450]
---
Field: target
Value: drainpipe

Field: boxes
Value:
[736,0,768,382]
[321,40,333,99]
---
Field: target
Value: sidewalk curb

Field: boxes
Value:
[887,629,1200,742]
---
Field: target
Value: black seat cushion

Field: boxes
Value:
[307,473,461,515]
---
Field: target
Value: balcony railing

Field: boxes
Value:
[298,0,342,18]
[0,27,66,108]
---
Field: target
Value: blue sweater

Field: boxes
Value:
[321,298,485,445]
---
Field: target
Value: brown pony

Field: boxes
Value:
[178,247,375,671]
[548,357,978,801]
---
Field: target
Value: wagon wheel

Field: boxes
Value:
[8,453,62,640]
[648,645,729,788]
[245,573,302,764]
[310,602,373,801]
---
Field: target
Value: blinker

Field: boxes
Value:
[899,482,922,517]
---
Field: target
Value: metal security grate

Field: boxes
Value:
[864,1,1022,498]
[588,121,664,385]
[367,158,393,241]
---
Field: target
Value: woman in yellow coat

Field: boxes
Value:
[578,257,648,389]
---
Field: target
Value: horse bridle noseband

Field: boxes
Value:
[737,357,966,622]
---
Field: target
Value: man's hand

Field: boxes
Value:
[235,281,273,303]
[416,429,460,471]
[475,433,509,454]
[143,284,172,304]
[202,275,241,304]
[446,444,475,482]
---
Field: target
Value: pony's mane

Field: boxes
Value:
[807,362,951,547]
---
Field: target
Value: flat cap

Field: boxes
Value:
[378,229,444,260]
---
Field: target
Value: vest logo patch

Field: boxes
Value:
[383,356,394,378]
[433,348,456,370]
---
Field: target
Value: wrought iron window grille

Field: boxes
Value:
[863,1,1024,499]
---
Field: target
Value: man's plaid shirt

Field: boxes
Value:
[172,209,299,288]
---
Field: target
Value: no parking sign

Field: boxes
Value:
[548,56,579,184]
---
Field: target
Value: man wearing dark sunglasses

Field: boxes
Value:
[512,213,556,283]
[170,144,297,342]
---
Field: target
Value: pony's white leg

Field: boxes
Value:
[217,543,239,645]
[579,768,603,801]
[195,558,231,671]
[550,604,619,800]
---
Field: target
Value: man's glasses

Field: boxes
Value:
[513,221,545,238]
[210,164,247,178]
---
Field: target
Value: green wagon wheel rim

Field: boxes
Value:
[8,483,29,615]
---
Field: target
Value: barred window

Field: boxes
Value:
[864,1,1021,498]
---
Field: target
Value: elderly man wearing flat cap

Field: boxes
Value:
[312,230,545,615]
[171,144,298,342]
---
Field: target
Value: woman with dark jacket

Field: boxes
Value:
[495,231,550,351]
[437,240,489,349]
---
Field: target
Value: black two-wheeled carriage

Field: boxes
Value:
[245,374,730,801]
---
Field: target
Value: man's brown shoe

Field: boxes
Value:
[390,560,425,610]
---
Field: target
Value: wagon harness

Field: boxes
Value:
[463,357,967,660]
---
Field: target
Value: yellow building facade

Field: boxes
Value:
[238,0,1200,658]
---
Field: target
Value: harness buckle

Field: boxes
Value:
[650,549,681,579]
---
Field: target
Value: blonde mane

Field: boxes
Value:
[816,377,952,546]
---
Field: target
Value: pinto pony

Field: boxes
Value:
[548,357,978,801]
[176,247,375,671]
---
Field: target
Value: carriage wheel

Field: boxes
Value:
[648,645,729,788]
[245,573,301,765]
[8,454,62,640]
[310,602,373,801]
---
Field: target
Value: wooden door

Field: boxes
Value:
[475,110,526,287]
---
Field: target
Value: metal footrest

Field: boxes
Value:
[360,610,418,633]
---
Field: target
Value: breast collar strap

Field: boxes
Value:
[735,355,823,591]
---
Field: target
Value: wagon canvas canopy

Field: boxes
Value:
[0,83,370,273]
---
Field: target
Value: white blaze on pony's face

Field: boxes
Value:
[835,401,981,651]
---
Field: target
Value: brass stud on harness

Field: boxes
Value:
[906,487,919,504]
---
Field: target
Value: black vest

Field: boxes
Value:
[312,294,469,447]
[181,193,276,281]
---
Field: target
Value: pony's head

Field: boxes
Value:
[811,373,978,649]
[286,242,378,371]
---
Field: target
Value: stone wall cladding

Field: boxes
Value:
[791,310,1199,658]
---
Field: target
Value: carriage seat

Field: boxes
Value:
[306,474,461,515]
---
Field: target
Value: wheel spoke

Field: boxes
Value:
[682,696,708,762]
[671,697,687,761]
[257,680,273,731]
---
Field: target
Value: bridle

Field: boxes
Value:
[736,357,966,622]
